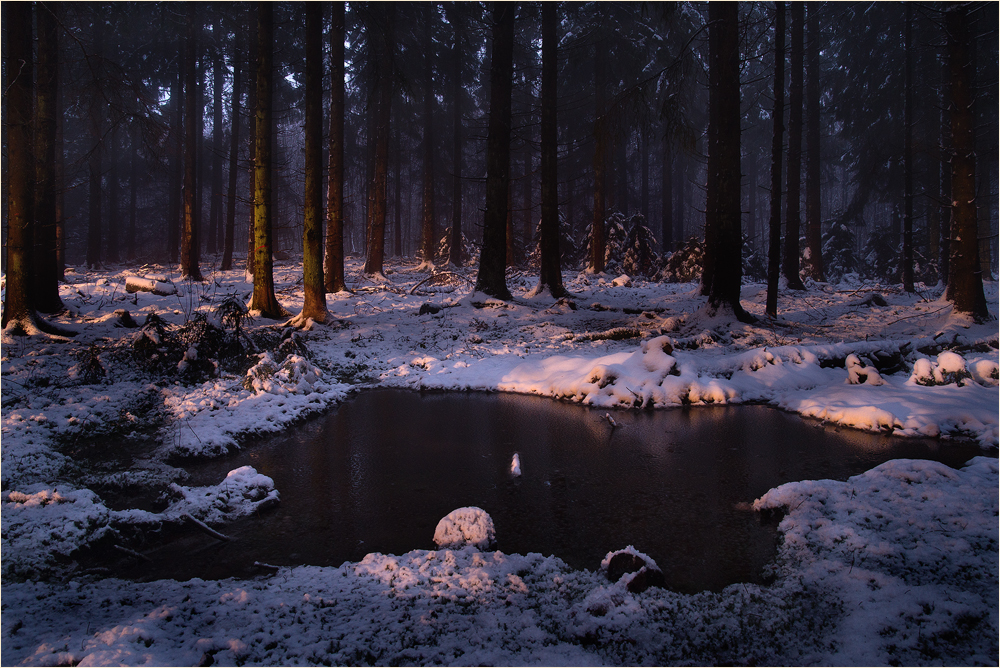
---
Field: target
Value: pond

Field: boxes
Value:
[123,389,989,594]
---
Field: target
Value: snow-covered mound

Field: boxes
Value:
[433,507,496,550]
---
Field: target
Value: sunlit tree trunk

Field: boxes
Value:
[34,1,63,313]
[417,4,436,271]
[705,3,754,323]
[222,13,243,271]
[803,2,824,282]
[944,4,988,321]
[363,3,395,277]
[783,1,806,290]
[901,3,914,293]
[181,3,203,281]
[246,13,258,277]
[474,2,515,300]
[249,1,286,317]
[766,1,786,318]
[298,2,328,324]
[536,2,565,297]
[325,1,347,292]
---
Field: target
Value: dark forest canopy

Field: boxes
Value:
[2,1,997,327]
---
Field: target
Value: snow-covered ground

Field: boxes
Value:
[2,258,997,665]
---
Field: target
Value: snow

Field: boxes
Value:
[1,258,997,664]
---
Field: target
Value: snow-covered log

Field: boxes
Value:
[125,276,177,296]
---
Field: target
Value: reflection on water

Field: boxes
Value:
[125,389,989,594]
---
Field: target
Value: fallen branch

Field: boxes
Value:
[113,544,152,563]
[183,512,231,542]
[409,272,475,295]
[574,327,642,342]
[253,561,281,571]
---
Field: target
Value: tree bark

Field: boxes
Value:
[107,126,120,264]
[222,12,243,271]
[448,4,464,267]
[298,2,328,324]
[701,5,721,297]
[589,37,607,273]
[705,3,753,322]
[803,1,824,281]
[249,1,286,317]
[181,3,203,281]
[325,1,347,292]
[393,128,402,257]
[536,2,565,298]
[246,12,258,277]
[944,4,988,321]
[901,2,914,292]
[474,2,515,300]
[661,134,673,253]
[766,1,786,318]
[418,3,436,270]
[363,3,395,276]
[209,15,224,257]
[939,51,951,283]
[168,38,182,264]
[86,13,104,270]
[128,133,137,261]
[783,1,806,290]
[34,1,63,313]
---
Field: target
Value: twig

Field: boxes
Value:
[183,512,231,542]
[113,544,152,563]
[409,272,475,295]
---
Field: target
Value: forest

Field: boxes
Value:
[3,1,997,330]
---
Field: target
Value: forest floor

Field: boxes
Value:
[1,257,998,666]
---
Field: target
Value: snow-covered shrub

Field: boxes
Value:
[525,212,584,270]
[433,506,496,550]
[68,345,106,384]
[845,353,885,385]
[656,236,704,283]
[436,227,478,267]
[742,236,767,282]
[910,351,973,386]
[621,214,662,277]
[862,228,899,281]
[821,220,858,282]
[165,466,279,524]
[582,211,630,273]
[243,352,322,395]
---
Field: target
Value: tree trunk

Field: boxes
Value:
[55,35,66,281]
[128,134,138,261]
[86,14,104,270]
[181,3,203,281]
[536,2,565,297]
[747,151,757,250]
[944,4,988,320]
[901,3,914,292]
[393,128,402,257]
[34,1,63,313]
[661,134,673,253]
[209,15,224,257]
[325,1,347,292]
[168,41,182,264]
[2,2,36,330]
[766,1,786,318]
[363,3,395,276]
[448,5,464,267]
[589,38,607,273]
[939,52,951,283]
[298,2,327,324]
[803,2,824,281]
[522,149,532,262]
[640,126,649,222]
[222,13,243,271]
[474,2,515,300]
[107,127,120,264]
[246,12,258,277]
[417,3,435,270]
[705,3,754,322]
[249,1,286,317]
[783,1,805,290]
[701,0,721,297]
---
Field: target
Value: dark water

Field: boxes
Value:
[124,389,989,593]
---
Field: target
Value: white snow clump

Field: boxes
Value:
[433,506,496,550]
[845,354,885,386]
[244,352,323,395]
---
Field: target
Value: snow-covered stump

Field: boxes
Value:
[433,506,496,550]
[125,276,177,296]
[600,546,665,593]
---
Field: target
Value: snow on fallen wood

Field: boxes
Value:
[125,276,177,296]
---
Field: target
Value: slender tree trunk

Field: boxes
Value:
[246,12,258,276]
[298,2,328,324]
[536,2,565,297]
[325,1,347,292]
[674,155,685,243]
[86,13,104,270]
[615,133,629,215]
[701,1,721,297]
[939,52,951,283]
[418,4,435,270]
[3,2,36,329]
[783,2,806,290]
[522,149,532,261]
[249,1,286,317]
[168,43,182,264]
[181,3,203,281]
[661,134,673,253]
[209,16,224,257]
[393,129,402,257]
[363,3,395,276]
[506,183,515,266]
[222,15,243,271]
[803,2,824,281]
[901,3,914,292]
[449,5,464,267]
[474,2,515,299]
[944,4,988,320]
[34,1,63,313]
[128,135,137,261]
[589,38,607,273]
[107,127,120,264]
[747,151,757,250]
[55,36,65,281]
[766,1,786,318]
[706,3,753,322]
[640,126,649,222]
